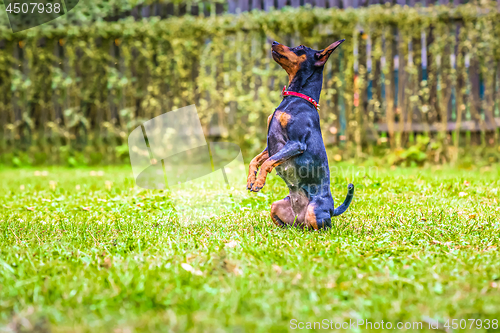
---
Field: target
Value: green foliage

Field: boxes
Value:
[387,135,431,166]
[1,166,500,330]
[1,4,500,166]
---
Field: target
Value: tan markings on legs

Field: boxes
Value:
[270,197,295,226]
[305,203,319,230]
[248,111,276,190]
[251,158,283,190]
[247,150,269,189]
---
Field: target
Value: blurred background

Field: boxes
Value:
[0,0,499,168]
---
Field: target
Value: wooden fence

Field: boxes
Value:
[124,0,500,19]
[0,5,499,166]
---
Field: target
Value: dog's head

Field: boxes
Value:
[271,40,345,83]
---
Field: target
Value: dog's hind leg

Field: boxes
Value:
[305,198,333,230]
[271,190,309,228]
[270,196,295,226]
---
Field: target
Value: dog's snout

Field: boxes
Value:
[272,41,279,46]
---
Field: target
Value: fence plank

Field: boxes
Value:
[497,61,500,118]
[496,60,500,145]
[397,30,409,147]
[239,0,250,11]
[252,0,263,10]
[200,2,209,16]
[215,2,225,14]
[0,40,6,150]
[453,22,465,156]
[410,33,422,130]
[331,48,341,144]
[277,0,288,8]
[343,0,353,8]
[384,28,397,148]
[141,5,150,18]
[166,3,174,17]
[315,0,327,7]
[438,23,454,156]
[228,0,238,13]
[426,27,440,126]
[178,3,187,15]
[191,3,200,15]
[469,55,483,144]
[370,33,383,125]
[483,26,497,146]
[264,0,274,11]
[131,7,139,19]
[13,44,21,125]
[357,31,368,153]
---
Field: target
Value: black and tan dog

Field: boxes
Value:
[246,40,354,230]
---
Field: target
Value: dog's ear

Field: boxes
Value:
[315,39,345,66]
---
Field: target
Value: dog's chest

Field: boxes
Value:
[267,110,289,156]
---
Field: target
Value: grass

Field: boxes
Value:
[1,164,500,332]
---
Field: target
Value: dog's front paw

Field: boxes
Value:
[251,179,265,192]
[247,170,258,190]
[251,185,263,192]
[246,176,256,191]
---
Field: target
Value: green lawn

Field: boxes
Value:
[1,165,500,332]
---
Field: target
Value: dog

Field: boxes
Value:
[246,40,354,230]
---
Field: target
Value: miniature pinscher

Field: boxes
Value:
[246,40,354,230]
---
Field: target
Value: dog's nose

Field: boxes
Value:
[272,41,279,46]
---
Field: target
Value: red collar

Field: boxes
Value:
[281,86,320,111]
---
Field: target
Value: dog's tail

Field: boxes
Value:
[332,183,354,216]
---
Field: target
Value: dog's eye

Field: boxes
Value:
[295,46,306,55]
